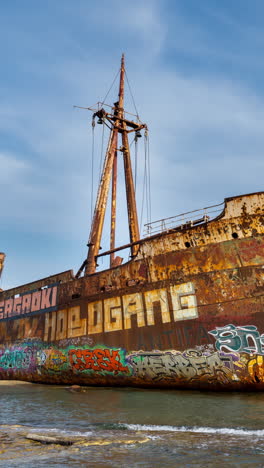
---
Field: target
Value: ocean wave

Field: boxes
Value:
[0,425,93,437]
[2,422,263,438]
[123,424,264,437]
[28,427,94,437]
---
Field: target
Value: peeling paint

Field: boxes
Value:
[0,192,263,390]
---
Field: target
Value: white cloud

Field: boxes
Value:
[1,1,264,288]
[0,152,30,181]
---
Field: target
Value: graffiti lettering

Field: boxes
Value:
[0,286,57,320]
[42,282,198,341]
[209,324,264,355]
[128,349,234,383]
[37,349,67,372]
[1,342,264,387]
[0,347,34,370]
[68,348,130,375]
[0,344,131,378]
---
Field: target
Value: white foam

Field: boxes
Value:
[123,424,264,437]
[18,427,93,437]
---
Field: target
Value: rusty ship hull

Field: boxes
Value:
[0,253,5,284]
[0,191,264,390]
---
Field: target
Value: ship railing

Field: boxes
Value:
[143,202,225,237]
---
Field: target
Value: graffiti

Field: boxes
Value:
[0,280,198,330]
[248,356,264,382]
[1,339,264,387]
[209,324,264,355]
[0,347,34,370]
[36,349,67,372]
[0,282,198,342]
[127,349,236,383]
[43,282,198,342]
[195,344,215,353]
[68,348,130,375]
[0,343,131,377]
[0,285,57,320]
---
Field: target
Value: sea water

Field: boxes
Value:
[0,383,264,467]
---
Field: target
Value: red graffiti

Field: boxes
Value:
[68,348,129,374]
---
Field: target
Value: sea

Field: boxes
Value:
[0,382,264,467]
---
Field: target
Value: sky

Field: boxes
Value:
[1,0,264,290]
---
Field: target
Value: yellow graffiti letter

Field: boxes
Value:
[88,301,103,334]
[170,282,198,321]
[123,293,145,329]
[104,297,123,332]
[144,288,170,325]
[68,306,87,338]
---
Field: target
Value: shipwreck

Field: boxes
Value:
[0,56,264,390]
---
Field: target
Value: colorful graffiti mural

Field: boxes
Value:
[0,346,35,370]
[209,324,264,355]
[127,348,264,385]
[37,349,68,372]
[127,350,237,384]
[68,348,130,375]
[0,343,130,378]
[1,322,264,387]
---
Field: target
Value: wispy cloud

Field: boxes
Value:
[0,152,29,180]
[1,0,263,288]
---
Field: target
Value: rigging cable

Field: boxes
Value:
[140,130,152,233]
[102,68,120,107]
[146,129,152,225]
[134,136,138,192]
[98,121,105,186]
[144,132,149,225]
[140,137,148,234]
[124,70,150,230]
[125,70,139,120]
[91,118,95,223]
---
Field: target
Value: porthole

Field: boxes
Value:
[185,241,191,248]
[232,232,238,239]
[72,293,81,299]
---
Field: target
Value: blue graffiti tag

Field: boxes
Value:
[209,324,264,355]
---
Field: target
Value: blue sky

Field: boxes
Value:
[1,0,264,289]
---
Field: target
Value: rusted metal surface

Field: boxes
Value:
[0,192,263,389]
[1,58,264,389]
[119,55,140,254]
[0,269,73,300]
[85,126,118,275]
[85,54,143,274]
[110,132,118,267]
[121,125,140,255]
[0,253,5,281]
[144,202,224,236]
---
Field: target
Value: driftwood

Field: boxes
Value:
[26,433,77,446]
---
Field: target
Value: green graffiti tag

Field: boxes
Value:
[0,347,34,370]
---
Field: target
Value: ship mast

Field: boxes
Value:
[84,54,146,275]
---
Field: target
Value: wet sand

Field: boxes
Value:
[0,380,33,385]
